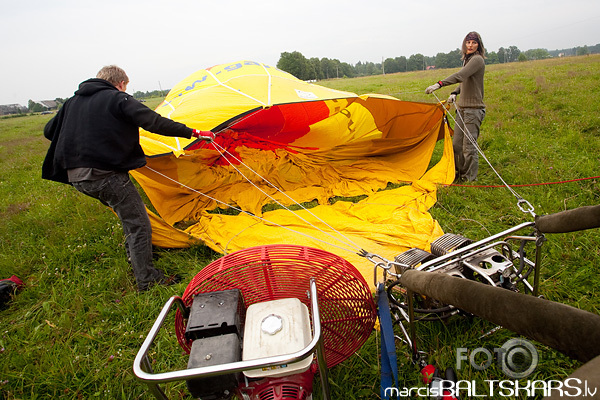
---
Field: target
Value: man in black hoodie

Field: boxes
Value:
[42,65,212,291]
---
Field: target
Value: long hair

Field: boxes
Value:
[96,65,129,86]
[461,31,486,60]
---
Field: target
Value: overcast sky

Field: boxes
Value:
[2,0,599,106]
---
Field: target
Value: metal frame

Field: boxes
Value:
[390,222,545,363]
[133,279,331,400]
[416,222,535,271]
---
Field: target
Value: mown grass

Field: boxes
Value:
[1,55,599,399]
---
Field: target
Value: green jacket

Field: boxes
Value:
[441,54,485,109]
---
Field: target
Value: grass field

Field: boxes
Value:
[1,55,599,399]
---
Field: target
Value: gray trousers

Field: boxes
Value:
[453,108,486,181]
[72,172,164,290]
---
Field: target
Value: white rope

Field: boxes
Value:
[143,164,360,256]
[192,101,368,253]
[432,92,535,217]
[259,62,273,106]
[207,139,365,253]
[205,68,267,106]
[146,84,420,265]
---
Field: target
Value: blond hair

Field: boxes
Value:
[96,65,129,86]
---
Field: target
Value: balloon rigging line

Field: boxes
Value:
[208,139,365,254]
[197,103,367,254]
[186,103,438,264]
[431,92,536,217]
[259,62,273,106]
[205,69,267,107]
[450,175,600,188]
[142,165,361,257]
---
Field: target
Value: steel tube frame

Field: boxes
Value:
[133,279,331,400]
[416,222,536,272]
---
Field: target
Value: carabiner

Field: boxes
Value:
[517,198,536,218]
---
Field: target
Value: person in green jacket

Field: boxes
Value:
[425,31,486,182]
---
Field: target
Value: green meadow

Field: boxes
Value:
[1,55,599,399]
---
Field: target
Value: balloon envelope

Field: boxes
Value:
[131,60,454,285]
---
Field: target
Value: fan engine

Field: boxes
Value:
[185,291,316,400]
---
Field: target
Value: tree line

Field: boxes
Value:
[276,44,600,81]
[10,42,596,114]
[23,90,164,113]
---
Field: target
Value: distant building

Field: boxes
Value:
[0,104,27,116]
[37,100,59,110]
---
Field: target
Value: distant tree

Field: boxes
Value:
[498,47,506,63]
[486,51,499,64]
[423,55,435,69]
[384,57,400,74]
[320,58,335,79]
[28,100,44,113]
[307,57,322,80]
[340,62,356,78]
[449,49,462,67]
[506,46,521,62]
[364,61,378,75]
[396,56,408,72]
[275,41,599,82]
[434,49,461,68]
[576,45,590,56]
[524,48,550,60]
[277,51,309,80]
[407,54,425,71]
[330,59,342,78]
[53,97,66,110]
[354,61,364,76]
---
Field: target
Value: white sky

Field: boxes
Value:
[2,0,599,106]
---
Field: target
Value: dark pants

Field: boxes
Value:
[453,108,486,181]
[72,172,164,290]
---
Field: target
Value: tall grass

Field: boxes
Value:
[1,55,599,399]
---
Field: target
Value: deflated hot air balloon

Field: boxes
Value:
[130,60,454,284]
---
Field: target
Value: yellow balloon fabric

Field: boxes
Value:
[130,60,454,287]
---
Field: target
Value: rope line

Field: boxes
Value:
[432,92,536,217]
[178,104,371,257]
[207,139,365,253]
[447,175,600,188]
[142,165,360,256]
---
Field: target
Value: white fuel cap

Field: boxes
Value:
[261,314,283,335]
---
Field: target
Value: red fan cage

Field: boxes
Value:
[174,244,377,368]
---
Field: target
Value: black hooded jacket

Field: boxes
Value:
[42,78,193,184]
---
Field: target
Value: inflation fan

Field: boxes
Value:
[134,244,377,399]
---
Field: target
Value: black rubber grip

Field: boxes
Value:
[535,205,600,233]
[399,269,600,363]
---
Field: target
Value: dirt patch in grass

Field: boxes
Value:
[2,202,31,217]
